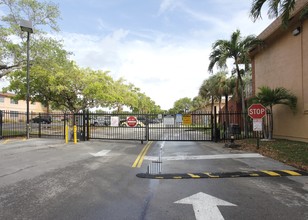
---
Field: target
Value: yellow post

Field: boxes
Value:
[65,124,69,144]
[73,125,77,144]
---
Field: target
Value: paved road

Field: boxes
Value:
[0,138,307,220]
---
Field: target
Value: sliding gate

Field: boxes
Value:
[148,113,213,141]
[88,112,213,142]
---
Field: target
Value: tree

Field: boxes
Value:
[250,0,308,27]
[172,97,192,114]
[0,0,60,78]
[4,38,72,112]
[191,95,208,111]
[199,77,216,112]
[220,75,236,113]
[208,30,261,110]
[251,86,297,139]
[208,30,262,136]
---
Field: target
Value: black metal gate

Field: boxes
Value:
[86,112,213,142]
[148,113,213,141]
[0,110,270,141]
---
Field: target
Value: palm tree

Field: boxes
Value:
[208,30,261,111]
[250,0,308,27]
[252,86,297,139]
[215,73,236,113]
[199,75,220,112]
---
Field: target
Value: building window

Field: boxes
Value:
[0,96,4,103]
[10,111,19,118]
[10,98,18,104]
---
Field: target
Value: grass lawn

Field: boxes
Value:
[236,139,308,171]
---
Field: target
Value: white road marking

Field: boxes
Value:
[144,153,263,161]
[175,192,237,220]
[89,150,111,157]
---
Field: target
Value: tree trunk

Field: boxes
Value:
[239,77,247,138]
[269,106,273,140]
[225,94,229,126]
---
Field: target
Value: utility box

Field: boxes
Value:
[229,124,241,135]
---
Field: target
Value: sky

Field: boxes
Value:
[4,0,274,110]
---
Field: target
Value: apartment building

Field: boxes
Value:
[250,0,308,142]
[0,93,47,118]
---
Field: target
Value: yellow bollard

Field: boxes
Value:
[73,125,77,144]
[65,124,69,144]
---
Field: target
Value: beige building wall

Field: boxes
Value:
[252,15,308,142]
[0,93,47,113]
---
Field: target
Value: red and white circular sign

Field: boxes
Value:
[127,116,137,127]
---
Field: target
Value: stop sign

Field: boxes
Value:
[127,116,137,127]
[248,104,266,119]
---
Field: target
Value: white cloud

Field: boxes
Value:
[57,30,210,110]
[158,0,178,15]
[53,1,274,110]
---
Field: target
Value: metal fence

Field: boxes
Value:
[215,111,272,142]
[0,110,272,142]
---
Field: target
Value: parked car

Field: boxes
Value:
[31,116,52,124]
[90,116,111,127]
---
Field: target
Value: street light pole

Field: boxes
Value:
[20,19,33,139]
[26,31,30,139]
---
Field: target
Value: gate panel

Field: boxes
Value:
[87,113,147,141]
[148,113,213,141]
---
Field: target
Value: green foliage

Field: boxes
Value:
[250,85,297,140]
[250,0,297,27]
[251,86,297,112]
[171,97,192,113]
[208,29,262,114]
[0,0,61,77]
[1,0,160,114]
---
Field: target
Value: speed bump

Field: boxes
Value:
[136,170,308,179]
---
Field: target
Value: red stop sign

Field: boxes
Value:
[127,116,137,127]
[248,104,266,119]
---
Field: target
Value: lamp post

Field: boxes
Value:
[20,19,33,139]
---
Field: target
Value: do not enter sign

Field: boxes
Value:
[248,104,266,119]
[127,116,137,127]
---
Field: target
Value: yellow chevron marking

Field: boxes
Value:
[249,173,260,177]
[203,172,220,178]
[281,170,301,176]
[173,176,182,179]
[187,173,200,178]
[261,170,281,176]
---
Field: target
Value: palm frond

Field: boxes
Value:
[280,0,296,27]
[254,86,297,112]
[250,0,267,21]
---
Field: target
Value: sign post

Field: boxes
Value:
[248,104,267,148]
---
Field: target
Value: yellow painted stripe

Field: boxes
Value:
[132,141,152,168]
[132,144,147,167]
[136,141,152,168]
[187,173,200,178]
[3,139,10,144]
[132,142,149,167]
[261,170,281,176]
[281,170,301,176]
[249,173,260,177]
[203,172,220,178]
[173,176,182,179]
